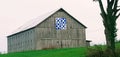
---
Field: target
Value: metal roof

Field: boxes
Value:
[8,8,87,36]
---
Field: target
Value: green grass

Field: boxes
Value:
[0,47,86,57]
[0,43,120,57]
[116,42,120,48]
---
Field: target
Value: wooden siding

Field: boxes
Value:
[7,9,87,53]
[35,10,86,49]
[7,28,36,53]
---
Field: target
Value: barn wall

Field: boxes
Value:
[35,10,86,49]
[7,28,36,53]
[86,41,91,47]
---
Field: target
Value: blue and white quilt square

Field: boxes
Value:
[55,18,67,30]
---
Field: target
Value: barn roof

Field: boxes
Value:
[8,8,87,36]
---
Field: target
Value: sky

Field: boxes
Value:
[0,0,120,53]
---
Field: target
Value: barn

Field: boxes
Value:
[7,8,89,53]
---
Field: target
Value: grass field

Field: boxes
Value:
[0,43,120,57]
[0,47,86,57]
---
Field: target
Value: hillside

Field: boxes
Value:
[0,47,86,57]
[0,43,120,57]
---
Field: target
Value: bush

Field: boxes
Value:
[86,45,120,57]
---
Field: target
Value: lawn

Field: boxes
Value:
[0,47,86,57]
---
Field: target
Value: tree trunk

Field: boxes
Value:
[104,25,116,57]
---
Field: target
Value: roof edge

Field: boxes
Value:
[59,8,87,28]
[7,8,87,37]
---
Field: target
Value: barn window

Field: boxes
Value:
[55,18,67,30]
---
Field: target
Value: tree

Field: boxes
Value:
[93,0,120,56]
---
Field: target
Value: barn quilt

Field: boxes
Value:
[55,18,67,30]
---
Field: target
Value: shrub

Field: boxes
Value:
[86,45,120,57]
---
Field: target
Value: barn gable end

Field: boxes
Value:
[34,8,87,50]
[35,8,86,29]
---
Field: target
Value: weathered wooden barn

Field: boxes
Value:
[7,8,89,53]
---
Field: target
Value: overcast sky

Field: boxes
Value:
[0,0,120,53]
